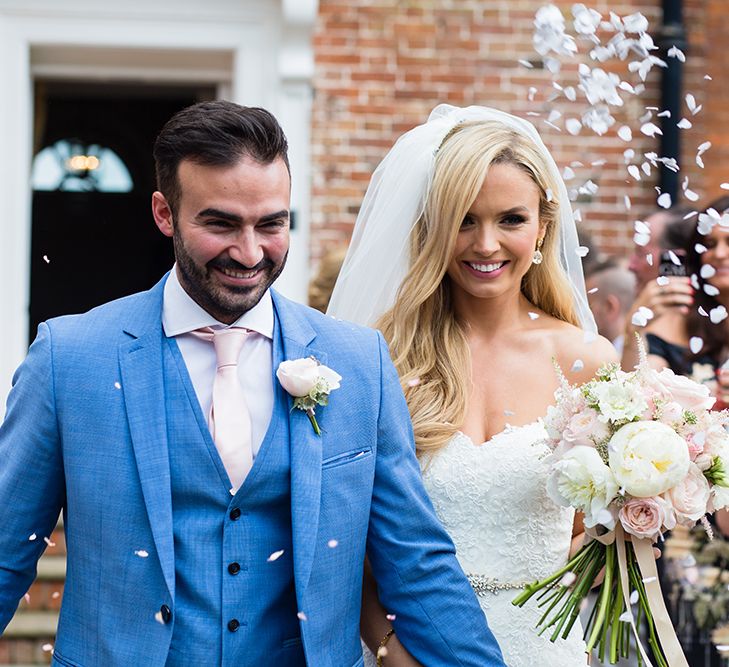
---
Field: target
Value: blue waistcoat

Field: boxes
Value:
[163,322,305,667]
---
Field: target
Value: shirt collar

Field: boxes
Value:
[162,265,274,339]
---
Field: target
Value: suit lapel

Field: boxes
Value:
[272,292,326,598]
[118,277,175,598]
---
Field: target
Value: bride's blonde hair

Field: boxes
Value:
[377,121,579,457]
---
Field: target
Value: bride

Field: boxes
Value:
[328,105,617,666]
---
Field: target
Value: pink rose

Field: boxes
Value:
[563,408,608,446]
[665,464,711,525]
[653,368,716,412]
[619,497,675,541]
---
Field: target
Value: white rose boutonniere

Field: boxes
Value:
[276,357,341,435]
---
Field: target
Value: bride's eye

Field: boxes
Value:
[460,214,476,228]
[501,214,527,226]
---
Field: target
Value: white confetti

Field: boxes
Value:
[562,166,575,180]
[705,284,720,296]
[631,306,654,327]
[42,643,53,653]
[657,193,671,209]
[700,264,716,279]
[407,377,421,387]
[154,611,165,624]
[44,537,55,547]
[134,549,149,558]
[629,590,640,605]
[528,86,537,101]
[698,306,709,317]
[546,188,554,202]
[114,381,121,390]
[565,118,582,135]
[619,610,634,623]
[560,572,577,587]
[576,246,589,258]
[705,75,713,81]
[627,165,641,181]
[657,110,671,118]
[23,593,30,604]
[710,305,728,324]
[571,359,584,372]
[667,45,685,62]
[327,539,339,548]
[268,549,285,562]
[52,591,60,599]
[518,59,534,69]
[588,287,599,294]
[528,312,540,320]
[564,86,577,102]
[668,250,681,265]
[642,576,657,584]
[640,122,662,137]
[503,409,515,416]
[685,189,699,202]
[677,118,692,129]
[618,125,632,141]
[43,255,50,264]
[386,613,397,621]
[297,611,308,621]
[646,253,654,266]
[29,533,37,541]
[695,243,707,254]
[689,337,704,354]
[624,195,631,210]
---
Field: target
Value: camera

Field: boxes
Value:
[657,249,687,277]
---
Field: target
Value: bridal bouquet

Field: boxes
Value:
[512,348,729,666]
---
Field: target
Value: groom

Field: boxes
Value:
[0,102,504,666]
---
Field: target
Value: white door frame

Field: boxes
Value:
[0,0,317,412]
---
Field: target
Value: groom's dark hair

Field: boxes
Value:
[153,100,290,217]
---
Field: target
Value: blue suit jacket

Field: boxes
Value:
[0,276,504,666]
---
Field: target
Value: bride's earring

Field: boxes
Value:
[532,237,544,265]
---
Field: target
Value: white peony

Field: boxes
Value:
[591,380,648,423]
[547,446,619,528]
[609,421,690,497]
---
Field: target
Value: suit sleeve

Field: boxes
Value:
[365,332,505,667]
[0,323,66,632]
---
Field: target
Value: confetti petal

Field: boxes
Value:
[689,337,704,354]
[134,549,149,558]
[695,243,707,254]
[327,539,339,548]
[560,572,577,587]
[114,381,121,390]
[700,264,716,279]
[618,125,632,141]
[656,276,670,286]
[627,165,641,181]
[43,255,50,264]
[386,613,397,621]
[629,590,640,605]
[571,359,584,372]
[576,246,590,258]
[407,377,421,387]
[297,611,308,621]
[710,305,728,323]
[704,284,720,297]
[588,287,599,294]
[677,118,692,129]
[154,611,165,624]
[657,192,671,209]
[565,118,582,135]
[29,533,37,541]
[268,549,285,562]
[528,312,540,320]
[619,610,634,623]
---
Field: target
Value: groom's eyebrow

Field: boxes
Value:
[196,208,242,223]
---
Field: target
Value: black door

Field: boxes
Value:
[29,81,215,342]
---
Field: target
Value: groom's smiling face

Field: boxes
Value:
[153,155,291,323]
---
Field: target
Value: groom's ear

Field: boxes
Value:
[152,191,174,238]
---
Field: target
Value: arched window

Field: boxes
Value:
[31,139,133,192]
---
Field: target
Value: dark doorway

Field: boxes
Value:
[29,81,216,342]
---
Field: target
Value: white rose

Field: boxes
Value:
[711,485,729,511]
[591,380,648,423]
[317,365,342,391]
[609,421,690,497]
[547,445,619,528]
[276,358,320,396]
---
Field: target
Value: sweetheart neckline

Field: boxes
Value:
[455,420,544,448]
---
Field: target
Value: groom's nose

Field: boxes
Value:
[229,228,265,267]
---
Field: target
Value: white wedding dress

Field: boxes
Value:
[364,420,588,666]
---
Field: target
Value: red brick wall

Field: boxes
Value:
[311,0,726,265]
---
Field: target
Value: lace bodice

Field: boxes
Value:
[421,421,587,666]
[363,421,588,666]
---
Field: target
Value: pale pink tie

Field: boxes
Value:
[195,327,253,490]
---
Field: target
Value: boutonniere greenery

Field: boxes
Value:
[276,357,341,435]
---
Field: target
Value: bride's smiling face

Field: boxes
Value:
[446,162,544,303]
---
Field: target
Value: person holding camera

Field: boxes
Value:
[621,205,696,371]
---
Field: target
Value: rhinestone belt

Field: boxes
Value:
[467,573,529,596]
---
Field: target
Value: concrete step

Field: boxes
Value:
[2,611,58,639]
[35,556,65,582]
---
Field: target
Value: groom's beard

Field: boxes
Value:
[173,227,287,323]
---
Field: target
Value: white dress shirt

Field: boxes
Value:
[162,267,274,458]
